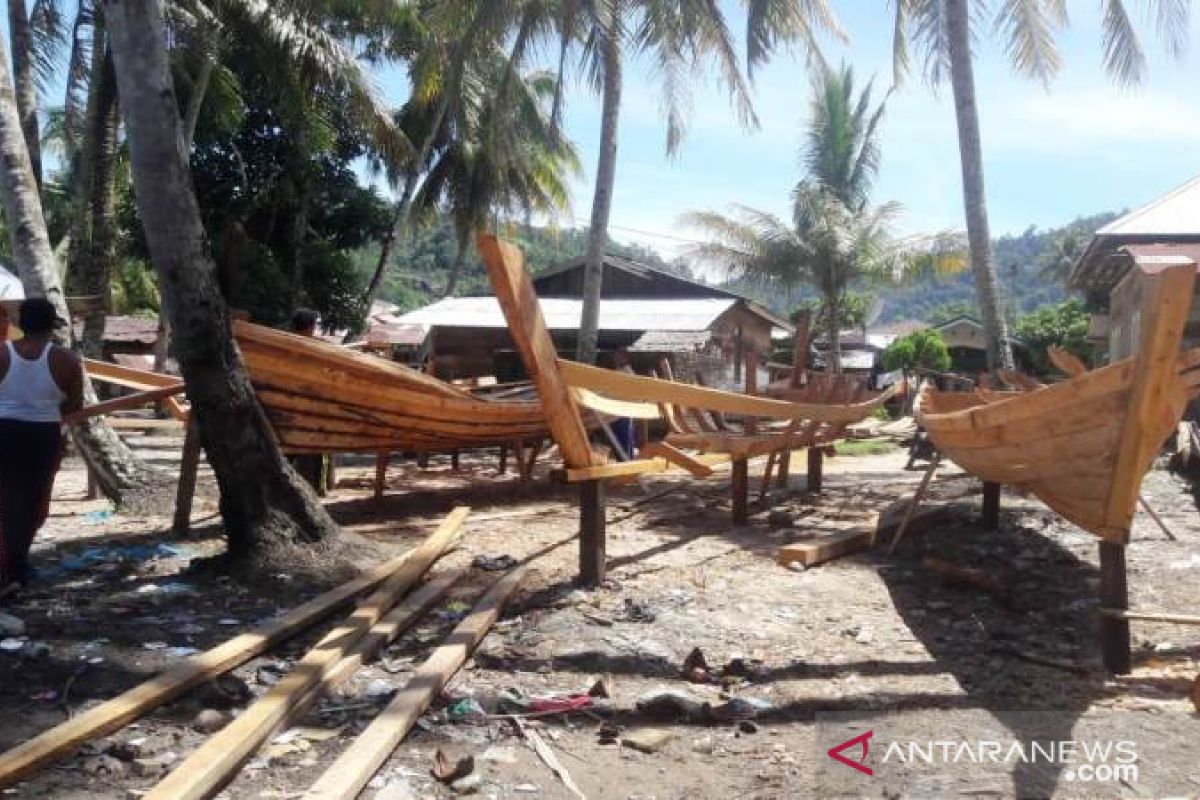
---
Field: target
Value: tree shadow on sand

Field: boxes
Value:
[880,506,1112,798]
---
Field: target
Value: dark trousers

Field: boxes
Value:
[610,417,636,461]
[0,419,63,584]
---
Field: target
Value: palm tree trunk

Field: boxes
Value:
[354,136,436,342]
[825,296,842,374]
[577,19,622,364]
[81,49,118,360]
[441,224,471,299]
[105,0,339,553]
[0,26,172,512]
[945,0,1014,372]
[7,0,41,187]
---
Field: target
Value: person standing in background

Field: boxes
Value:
[0,299,83,589]
[609,347,637,461]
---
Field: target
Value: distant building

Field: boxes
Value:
[395,254,792,389]
[1071,174,1200,361]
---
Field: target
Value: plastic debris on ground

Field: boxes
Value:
[42,543,191,578]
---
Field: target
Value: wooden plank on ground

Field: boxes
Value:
[303,567,528,800]
[0,514,465,789]
[143,508,469,800]
[289,570,463,721]
[777,512,879,568]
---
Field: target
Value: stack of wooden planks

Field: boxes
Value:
[0,507,526,798]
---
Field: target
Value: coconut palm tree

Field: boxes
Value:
[564,0,842,363]
[892,0,1189,371]
[688,192,911,373]
[105,0,340,553]
[684,63,958,371]
[412,67,580,298]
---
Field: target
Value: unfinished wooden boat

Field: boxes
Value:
[232,320,555,454]
[477,234,893,480]
[916,260,1200,544]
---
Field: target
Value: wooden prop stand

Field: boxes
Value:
[982,482,1001,529]
[172,417,202,536]
[807,446,823,493]
[580,480,606,586]
[0,517,466,789]
[887,454,940,556]
[143,508,469,800]
[732,349,757,522]
[303,567,527,800]
[1099,541,1131,674]
[374,452,388,499]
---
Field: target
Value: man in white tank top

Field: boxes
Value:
[0,298,83,589]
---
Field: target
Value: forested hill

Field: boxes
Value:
[352,222,679,312]
[356,212,1119,323]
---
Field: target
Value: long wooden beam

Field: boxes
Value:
[1105,263,1196,536]
[303,568,527,800]
[0,517,462,788]
[64,384,187,424]
[570,386,662,420]
[560,452,731,482]
[83,357,180,389]
[477,234,594,468]
[143,508,469,800]
[560,358,890,423]
[286,570,463,726]
[640,440,715,477]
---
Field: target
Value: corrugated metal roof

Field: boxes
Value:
[628,330,713,352]
[1072,175,1200,289]
[1097,174,1200,237]
[397,296,738,332]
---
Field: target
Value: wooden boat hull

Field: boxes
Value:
[916,262,1200,544]
[234,321,553,454]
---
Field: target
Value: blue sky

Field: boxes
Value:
[369,3,1200,260]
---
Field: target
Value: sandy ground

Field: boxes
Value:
[2,436,1200,800]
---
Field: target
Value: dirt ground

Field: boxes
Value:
[2,437,1200,799]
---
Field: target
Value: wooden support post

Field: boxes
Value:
[325,458,337,492]
[1099,541,1132,674]
[791,310,811,388]
[732,458,749,524]
[982,482,1001,529]
[744,349,758,435]
[807,447,823,493]
[579,481,606,587]
[451,450,460,471]
[498,444,509,475]
[172,418,201,536]
[776,451,791,488]
[374,452,388,500]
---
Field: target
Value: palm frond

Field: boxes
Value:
[994,0,1065,83]
[742,0,843,77]
[29,0,70,95]
[217,0,413,168]
[1101,0,1146,86]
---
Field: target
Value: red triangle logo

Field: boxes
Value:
[827,730,874,776]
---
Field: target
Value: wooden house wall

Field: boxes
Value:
[1108,269,1200,361]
